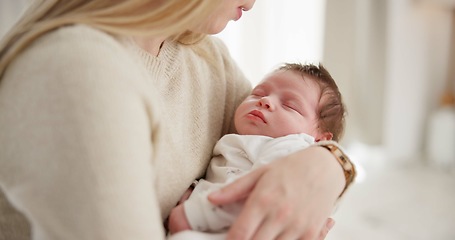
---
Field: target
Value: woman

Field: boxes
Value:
[0,0,354,239]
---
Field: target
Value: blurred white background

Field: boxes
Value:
[1,0,455,239]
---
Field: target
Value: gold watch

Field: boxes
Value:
[319,143,356,198]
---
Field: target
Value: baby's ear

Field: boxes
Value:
[315,132,333,142]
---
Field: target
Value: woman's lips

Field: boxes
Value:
[235,8,243,21]
[247,110,266,123]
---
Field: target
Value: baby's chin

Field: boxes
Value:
[237,128,305,139]
[236,129,275,137]
[236,130,261,136]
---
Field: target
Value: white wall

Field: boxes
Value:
[323,0,387,147]
[383,0,454,163]
[323,0,454,164]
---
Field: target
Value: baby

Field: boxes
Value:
[168,62,346,235]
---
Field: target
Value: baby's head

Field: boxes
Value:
[234,63,345,141]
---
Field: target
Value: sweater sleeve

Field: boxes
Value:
[0,26,165,239]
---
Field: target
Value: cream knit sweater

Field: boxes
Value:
[0,25,251,240]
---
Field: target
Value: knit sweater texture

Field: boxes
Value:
[0,25,251,240]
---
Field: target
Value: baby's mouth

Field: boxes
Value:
[248,110,266,123]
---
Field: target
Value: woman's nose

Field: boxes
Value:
[257,97,274,110]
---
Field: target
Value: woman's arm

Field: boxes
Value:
[0,26,165,239]
[208,146,348,240]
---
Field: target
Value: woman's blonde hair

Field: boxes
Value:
[0,0,220,77]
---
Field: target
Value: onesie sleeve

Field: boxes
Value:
[0,26,165,239]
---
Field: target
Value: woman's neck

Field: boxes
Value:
[132,36,167,57]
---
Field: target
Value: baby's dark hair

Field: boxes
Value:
[278,63,346,141]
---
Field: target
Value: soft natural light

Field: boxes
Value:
[217,0,326,86]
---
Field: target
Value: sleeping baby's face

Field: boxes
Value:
[234,69,327,139]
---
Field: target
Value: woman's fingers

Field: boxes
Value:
[225,187,270,240]
[248,190,302,240]
[249,209,294,240]
[207,166,269,240]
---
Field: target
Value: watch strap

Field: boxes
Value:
[317,142,356,198]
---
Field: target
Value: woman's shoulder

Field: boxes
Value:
[3,24,147,95]
[38,24,119,45]
[6,24,137,79]
[26,24,128,59]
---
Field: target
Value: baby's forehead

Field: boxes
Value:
[258,69,320,89]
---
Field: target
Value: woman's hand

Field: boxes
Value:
[208,146,345,240]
